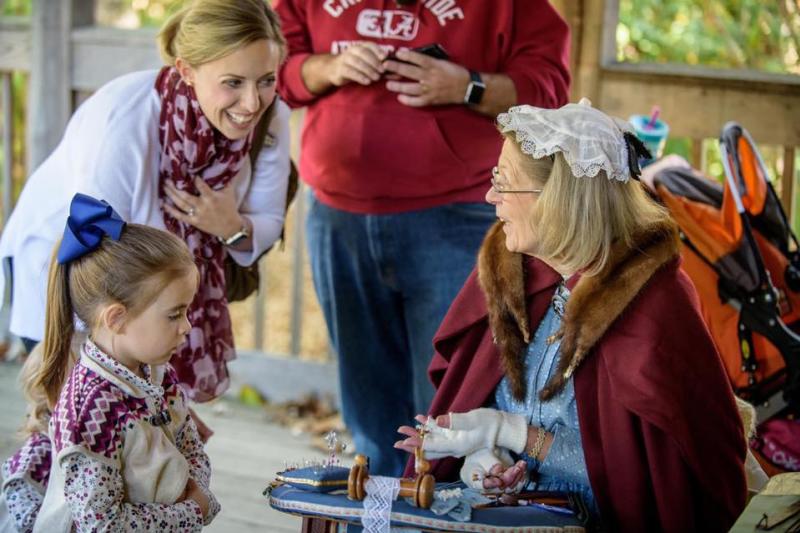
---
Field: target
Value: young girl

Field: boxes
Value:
[32,193,219,531]
[1,344,59,533]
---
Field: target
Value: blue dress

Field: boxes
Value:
[494,282,598,514]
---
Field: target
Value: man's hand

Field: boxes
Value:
[383,48,470,107]
[301,42,388,95]
[328,42,387,87]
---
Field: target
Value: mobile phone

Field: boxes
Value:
[412,43,450,61]
[386,43,450,63]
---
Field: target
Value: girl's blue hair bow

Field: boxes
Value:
[57,193,126,264]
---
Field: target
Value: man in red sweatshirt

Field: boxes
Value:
[274,0,571,475]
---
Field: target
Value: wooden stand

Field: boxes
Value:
[347,448,436,509]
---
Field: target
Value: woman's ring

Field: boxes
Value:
[187,207,196,217]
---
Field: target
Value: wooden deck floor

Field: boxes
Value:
[0,360,312,532]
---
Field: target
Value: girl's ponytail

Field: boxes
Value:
[19,341,55,436]
[37,247,75,408]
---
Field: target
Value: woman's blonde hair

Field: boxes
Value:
[37,224,197,408]
[503,135,673,276]
[158,0,286,67]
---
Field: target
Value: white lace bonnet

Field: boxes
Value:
[496,98,648,183]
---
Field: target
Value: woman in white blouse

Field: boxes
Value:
[0,0,290,403]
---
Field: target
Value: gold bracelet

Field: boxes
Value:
[528,427,547,461]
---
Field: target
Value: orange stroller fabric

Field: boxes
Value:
[653,130,800,404]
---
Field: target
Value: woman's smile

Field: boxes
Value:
[224,110,257,129]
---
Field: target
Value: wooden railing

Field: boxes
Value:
[0,16,27,224]
[1,71,12,225]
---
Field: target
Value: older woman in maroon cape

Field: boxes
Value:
[397,100,747,532]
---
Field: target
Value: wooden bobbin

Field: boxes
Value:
[347,450,436,510]
[347,454,369,501]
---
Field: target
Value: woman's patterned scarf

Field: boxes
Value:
[155,66,252,402]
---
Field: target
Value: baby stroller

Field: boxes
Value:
[650,122,800,421]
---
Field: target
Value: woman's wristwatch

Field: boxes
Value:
[221,225,249,246]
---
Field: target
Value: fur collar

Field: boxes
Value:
[477,220,680,401]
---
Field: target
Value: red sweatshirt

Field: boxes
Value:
[274,0,571,214]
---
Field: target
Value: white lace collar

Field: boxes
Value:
[81,338,165,401]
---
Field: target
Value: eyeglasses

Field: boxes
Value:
[490,167,543,194]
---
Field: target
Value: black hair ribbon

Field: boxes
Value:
[623,131,652,181]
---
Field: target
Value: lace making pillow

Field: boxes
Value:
[277,466,350,493]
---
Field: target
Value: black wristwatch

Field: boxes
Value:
[464,70,486,105]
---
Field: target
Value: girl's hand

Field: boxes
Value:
[181,478,210,518]
[163,177,243,240]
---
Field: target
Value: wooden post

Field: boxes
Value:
[2,73,12,223]
[28,0,94,172]
[253,262,267,351]
[690,138,703,170]
[549,1,583,84]
[572,0,608,104]
[289,184,306,357]
[600,0,619,66]
[782,146,796,224]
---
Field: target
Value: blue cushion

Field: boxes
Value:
[267,484,586,531]
[276,466,350,493]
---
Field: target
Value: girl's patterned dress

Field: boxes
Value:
[33,339,220,532]
[1,432,52,533]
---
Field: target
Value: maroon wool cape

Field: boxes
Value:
[411,257,747,532]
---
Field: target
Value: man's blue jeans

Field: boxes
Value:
[306,192,496,475]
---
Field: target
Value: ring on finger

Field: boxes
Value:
[187,207,196,217]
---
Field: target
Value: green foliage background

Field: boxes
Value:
[618,0,799,75]
[0,0,29,16]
